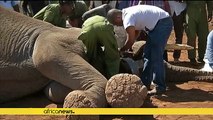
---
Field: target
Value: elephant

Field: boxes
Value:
[123,40,213,83]
[0,6,108,108]
[120,57,213,83]
[165,61,213,82]
[0,6,212,108]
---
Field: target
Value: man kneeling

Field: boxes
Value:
[78,15,120,79]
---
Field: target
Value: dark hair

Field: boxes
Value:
[59,0,76,6]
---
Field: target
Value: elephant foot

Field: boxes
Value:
[63,90,99,120]
[63,90,97,108]
[44,81,72,103]
[105,73,148,108]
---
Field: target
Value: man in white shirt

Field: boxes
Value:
[168,1,186,62]
[107,5,173,95]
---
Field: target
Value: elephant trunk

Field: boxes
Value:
[165,61,213,82]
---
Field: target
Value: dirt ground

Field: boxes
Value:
[0,23,212,120]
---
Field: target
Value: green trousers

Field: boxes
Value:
[78,16,120,79]
[185,2,209,60]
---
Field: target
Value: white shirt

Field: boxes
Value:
[0,1,19,10]
[122,5,169,31]
[168,1,186,16]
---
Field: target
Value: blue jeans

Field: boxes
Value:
[204,30,213,68]
[141,17,173,91]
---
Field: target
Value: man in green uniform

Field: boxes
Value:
[68,1,88,28]
[78,15,120,79]
[33,0,75,28]
[185,1,213,63]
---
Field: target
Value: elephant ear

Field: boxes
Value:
[132,41,146,58]
[120,41,146,60]
[131,41,194,57]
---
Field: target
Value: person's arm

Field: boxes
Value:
[43,8,55,23]
[135,30,141,40]
[13,4,20,12]
[163,0,171,14]
[108,0,117,8]
[11,1,20,12]
[101,24,120,78]
[120,26,136,51]
[89,0,94,9]
[22,0,28,14]
[206,1,213,22]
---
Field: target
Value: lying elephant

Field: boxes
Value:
[0,6,212,109]
[0,6,108,108]
[0,7,148,116]
[122,41,213,82]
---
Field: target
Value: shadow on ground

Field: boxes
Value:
[0,91,62,108]
[154,82,213,103]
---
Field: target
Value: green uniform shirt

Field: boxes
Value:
[33,4,66,28]
[69,1,88,20]
[78,16,120,79]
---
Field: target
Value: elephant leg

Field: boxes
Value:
[32,39,108,107]
[0,66,50,103]
[44,81,72,103]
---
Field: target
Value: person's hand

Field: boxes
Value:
[118,48,124,57]
[119,48,129,58]
[208,14,212,22]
